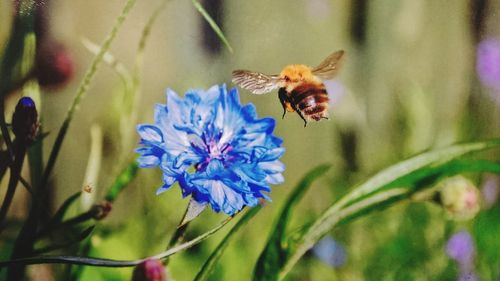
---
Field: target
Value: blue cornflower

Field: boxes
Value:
[136,84,285,215]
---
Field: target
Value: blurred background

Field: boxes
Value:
[1,0,500,280]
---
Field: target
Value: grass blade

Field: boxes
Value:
[192,0,233,53]
[41,0,137,191]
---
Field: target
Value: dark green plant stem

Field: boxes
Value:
[27,124,43,191]
[33,226,95,255]
[163,205,191,266]
[36,207,97,238]
[0,217,232,268]
[0,151,9,184]
[0,0,35,160]
[0,141,27,232]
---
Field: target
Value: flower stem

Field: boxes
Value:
[163,203,192,266]
[0,217,232,268]
[0,141,27,232]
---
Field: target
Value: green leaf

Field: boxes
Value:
[191,0,233,53]
[387,159,500,192]
[279,139,500,280]
[51,192,82,224]
[253,164,331,281]
[338,140,500,209]
[33,225,95,255]
[194,206,261,281]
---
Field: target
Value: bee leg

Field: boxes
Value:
[302,117,308,127]
[278,88,288,119]
[291,103,308,127]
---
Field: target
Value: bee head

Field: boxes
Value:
[279,64,313,84]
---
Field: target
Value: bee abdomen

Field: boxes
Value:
[291,83,329,121]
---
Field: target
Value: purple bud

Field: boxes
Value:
[481,175,499,208]
[131,259,166,281]
[446,231,475,268]
[476,38,500,102]
[312,236,347,268]
[12,97,39,144]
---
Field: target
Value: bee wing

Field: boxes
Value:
[232,70,280,95]
[311,50,345,80]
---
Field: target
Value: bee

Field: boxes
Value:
[232,50,344,126]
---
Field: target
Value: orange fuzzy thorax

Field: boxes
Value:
[279,64,322,92]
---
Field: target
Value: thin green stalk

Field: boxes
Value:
[0,217,232,268]
[192,0,233,53]
[40,0,137,191]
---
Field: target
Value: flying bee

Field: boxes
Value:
[232,50,344,126]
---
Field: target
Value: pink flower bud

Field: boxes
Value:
[439,176,480,220]
[92,201,112,220]
[36,40,74,89]
[131,259,166,281]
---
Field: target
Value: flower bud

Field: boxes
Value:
[131,259,166,281]
[446,231,475,267]
[481,175,499,208]
[36,41,74,89]
[92,201,112,220]
[12,97,39,144]
[438,176,480,220]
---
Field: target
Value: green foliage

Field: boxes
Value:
[473,203,500,279]
[1,1,500,280]
[253,164,331,281]
[278,140,500,280]
[194,207,261,281]
[104,161,138,202]
[51,192,82,224]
